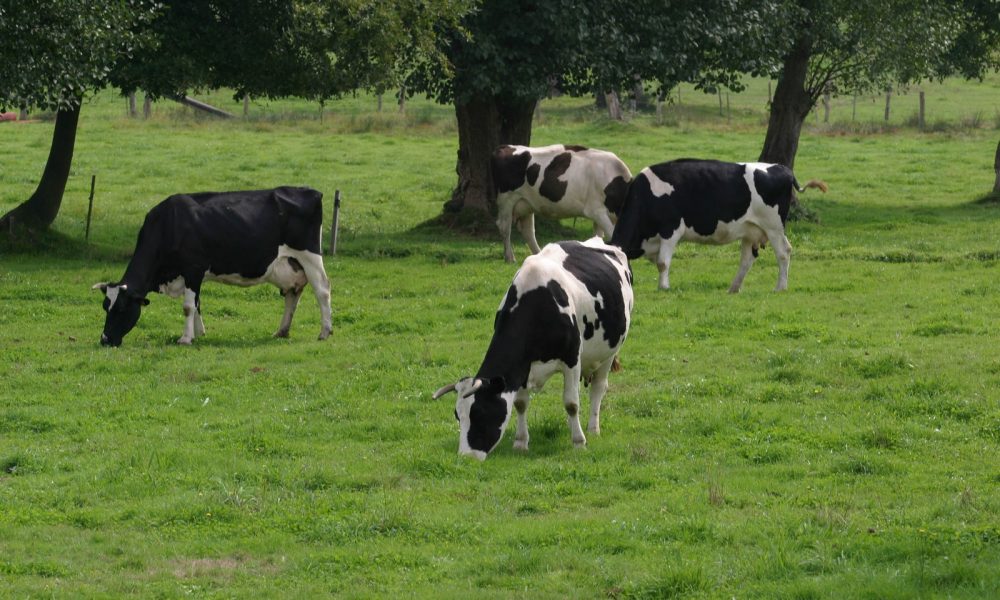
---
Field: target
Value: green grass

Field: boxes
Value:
[1,78,999,597]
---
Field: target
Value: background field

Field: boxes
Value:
[1,78,999,598]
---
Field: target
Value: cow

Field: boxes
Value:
[491,144,632,263]
[93,186,332,347]
[432,237,633,460]
[609,159,827,292]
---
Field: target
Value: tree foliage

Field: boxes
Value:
[0,0,157,112]
[114,0,468,103]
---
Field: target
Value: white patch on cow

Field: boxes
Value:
[158,276,186,298]
[740,162,772,205]
[207,245,309,291]
[642,167,675,197]
[105,285,122,308]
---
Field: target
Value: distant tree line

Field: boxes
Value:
[2,0,998,235]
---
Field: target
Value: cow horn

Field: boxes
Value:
[92,282,109,292]
[432,383,457,399]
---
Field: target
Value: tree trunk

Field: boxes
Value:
[0,103,82,233]
[605,90,623,120]
[759,38,815,169]
[446,95,535,214]
[143,94,152,119]
[994,139,1000,193]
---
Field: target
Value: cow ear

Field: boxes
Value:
[140,297,150,306]
[91,282,109,293]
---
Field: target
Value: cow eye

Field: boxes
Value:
[102,298,111,312]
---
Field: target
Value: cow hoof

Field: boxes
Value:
[728,287,741,294]
[573,438,587,448]
[513,439,529,451]
[177,337,193,345]
[273,329,290,338]
[317,329,331,341]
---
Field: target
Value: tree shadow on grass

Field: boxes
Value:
[1,227,128,262]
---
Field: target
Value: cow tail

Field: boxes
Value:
[794,178,829,193]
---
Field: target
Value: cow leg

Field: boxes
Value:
[729,238,758,293]
[179,287,200,345]
[274,288,303,338]
[587,356,616,435]
[656,229,683,290]
[194,301,206,338]
[496,195,517,263]
[516,213,542,255]
[589,210,616,241]
[767,231,793,291]
[563,364,586,447]
[512,390,531,451]
[295,251,332,339]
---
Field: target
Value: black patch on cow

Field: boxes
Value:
[556,241,629,348]
[539,152,572,202]
[603,175,630,216]
[611,159,796,259]
[753,164,796,224]
[526,164,541,187]
[548,279,570,307]
[99,186,323,345]
[288,257,304,272]
[513,398,527,413]
[564,145,589,152]
[480,281,581,393]
[564,403,578,417]
[492,146,532,194]
[582,315,595,340]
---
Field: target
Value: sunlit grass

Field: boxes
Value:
[1,77,999,597]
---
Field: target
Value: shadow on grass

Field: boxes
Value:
[1,227,129,262]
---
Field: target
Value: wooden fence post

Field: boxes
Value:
[330,190,341,256]
[128,92,137,118]
[918,91,926,130]
[993,140,1000,194]
[884,89,892,122]
[143,94,152,119]
[823,91,831,123]
[85,175,96,242]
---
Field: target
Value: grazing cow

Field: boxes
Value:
[610,159,827,292]
[491,144,632,263]
[93,186,332,347]
[432,238,633,460]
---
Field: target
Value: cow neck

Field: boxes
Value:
[118,230,164,297]
[475,314,532,394]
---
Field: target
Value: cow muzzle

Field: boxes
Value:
[100,333,120,347]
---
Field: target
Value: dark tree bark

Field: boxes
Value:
[446,95,535,213]
[993,139,1000,193]
[0,103,81,233]
[759,38,815,169]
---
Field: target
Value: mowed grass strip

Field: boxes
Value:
[1,83,999,597]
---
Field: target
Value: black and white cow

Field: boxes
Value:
[93,186,332,346]
[491,144,632,263]
[432,237,633,460]
[610,159,827,292]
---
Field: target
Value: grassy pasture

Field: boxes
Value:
[1,79,1000,598]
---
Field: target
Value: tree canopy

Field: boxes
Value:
[0,0,156,112]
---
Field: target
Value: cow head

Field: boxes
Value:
[92,282,149,346]
[432,376,511,460]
